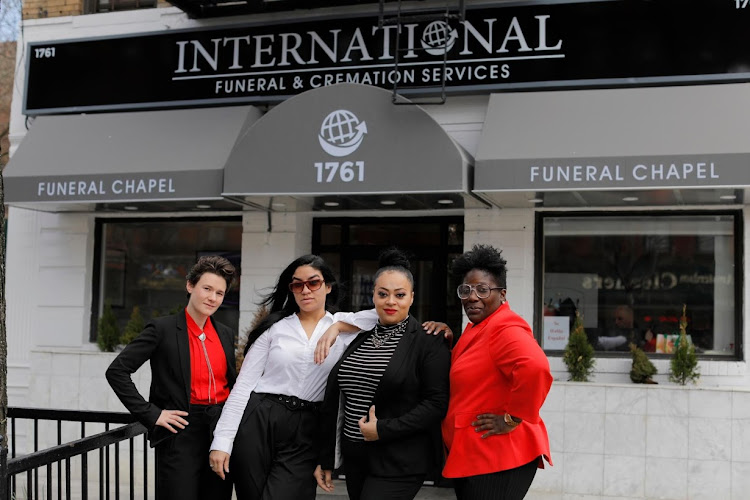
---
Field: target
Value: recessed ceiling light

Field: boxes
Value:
[528,198,543,203]
[622,196,639,202]
[195,204,211,209]
[272,202,286,208]
[380,200,397,206]
[123,206,138,211]
[437,199,454,205]
[719,194,737,200]
[324,201,340,207]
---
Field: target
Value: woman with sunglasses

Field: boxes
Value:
[207,254,378,499]
[443,244,552,500]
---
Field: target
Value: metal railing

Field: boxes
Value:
[0,408,155,500]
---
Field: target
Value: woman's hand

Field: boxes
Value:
[209,450,230,480]
[422,321,454,343]
[155,409,189,433]
[314,465,335,492]
[314,323,343,364]
[472,413,520,439]
[358,406,379,441]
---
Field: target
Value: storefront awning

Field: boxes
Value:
[474,84,750,207]
[222,83,479,211]
[5,106,262,211]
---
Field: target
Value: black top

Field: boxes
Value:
[318,315,450,477]
[105,312,237,446]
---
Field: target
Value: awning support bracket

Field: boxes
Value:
[379,0,465,105]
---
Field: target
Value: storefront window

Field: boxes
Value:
[538,212,740,358]
[92,218,242,343]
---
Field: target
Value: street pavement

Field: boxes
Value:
[316,480,457,499]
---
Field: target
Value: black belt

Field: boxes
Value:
[189,402,224,418]
[258,393,321,411]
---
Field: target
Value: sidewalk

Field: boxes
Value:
[316,480,456,499]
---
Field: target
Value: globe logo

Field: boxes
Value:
[421,21,458,56]
[318,109,368,157]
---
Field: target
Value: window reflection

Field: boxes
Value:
[95,218,242,342]
[540,213,738,356]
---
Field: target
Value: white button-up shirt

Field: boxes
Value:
[211,309,378,454]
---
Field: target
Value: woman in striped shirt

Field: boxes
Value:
[315,248,451,500]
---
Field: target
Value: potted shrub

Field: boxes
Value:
[97,302,121,352]
[562,311,595,382]
[669,304,700,385]
[630,343,657,384]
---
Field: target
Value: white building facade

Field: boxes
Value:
[6,1,750,498]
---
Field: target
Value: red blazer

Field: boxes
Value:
[442,302,553,478]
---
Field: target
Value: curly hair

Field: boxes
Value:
[186,255,236,291]
[451,244,507,288]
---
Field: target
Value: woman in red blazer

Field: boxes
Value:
[442,244,553,500]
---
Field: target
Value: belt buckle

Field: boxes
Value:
[288,395,300,410]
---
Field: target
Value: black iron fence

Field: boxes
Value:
[0,407,155,500]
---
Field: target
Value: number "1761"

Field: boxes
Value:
[737,0,749,8]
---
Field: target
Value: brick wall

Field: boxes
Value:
[23,0,172,20]
[23,0,83,19]
[0,42,15,170]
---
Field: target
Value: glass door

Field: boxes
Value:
[313,217,464,329]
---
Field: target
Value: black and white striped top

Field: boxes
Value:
[338,317,409,442]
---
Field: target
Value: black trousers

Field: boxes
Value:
[231,393,320,500]
[453,458,539,500]
[155,404,233,500]
[342,439,426,500]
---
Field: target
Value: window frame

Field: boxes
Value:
[90,216,242,343]
[534,209,744,361]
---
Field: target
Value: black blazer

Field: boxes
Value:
[106,312,237,446]
[319,316,450,477]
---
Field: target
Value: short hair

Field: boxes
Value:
[186,255,236,291]
[374,247,414,289]
[451,244,507,288]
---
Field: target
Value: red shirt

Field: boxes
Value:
[186,310,230,405]
[442,302,553,478]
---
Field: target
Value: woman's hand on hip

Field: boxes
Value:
[209,450,230,480]
[314,465,335,492]
[155,409,189,433]
[359,406,380,441]
[472,413,518,439]
[422,321,453,343]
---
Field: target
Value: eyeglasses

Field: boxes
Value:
[457,284,504,299]
[288,279,325,294]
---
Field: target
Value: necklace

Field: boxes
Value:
[198,331,217,404]
[371,317,409,348]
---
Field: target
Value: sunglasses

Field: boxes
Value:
[288,279,325,294]
[457,284,504,299]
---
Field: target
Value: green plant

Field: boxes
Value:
[120,306,145,345]
[669,304,700,385]
[630,343,657,384]
[97,302,121,352]
[562,311,595,382]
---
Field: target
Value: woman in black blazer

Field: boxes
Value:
[315,249,451,500]
[106,255,237,500]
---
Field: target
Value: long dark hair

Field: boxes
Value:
[243,254,340,354]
